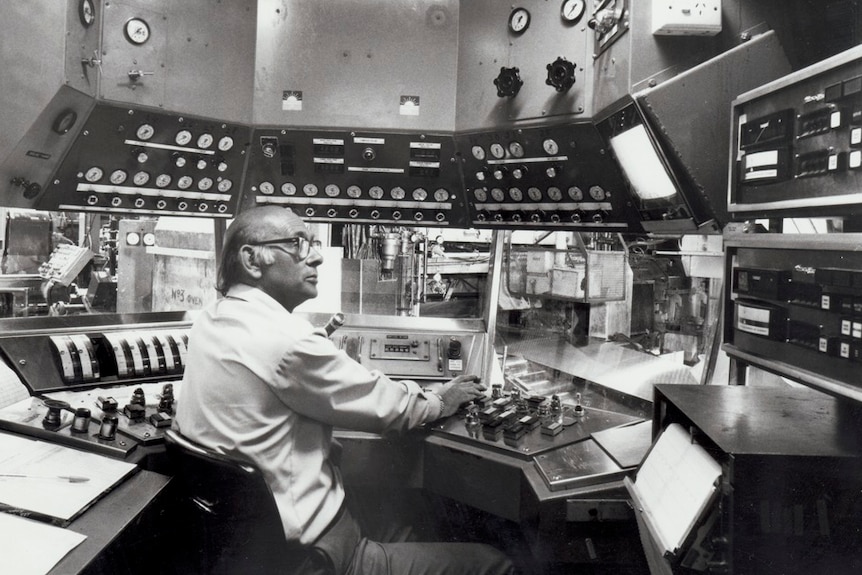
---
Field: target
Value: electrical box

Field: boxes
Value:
[652,0,722,36]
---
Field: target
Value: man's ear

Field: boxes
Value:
[240,245,264,279]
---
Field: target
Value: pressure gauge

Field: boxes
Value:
[489,143,505,159]
[508,142,525,158]
[124,17,151,45]
[126,232,141,246]
[281,182,296,195]
[177,176,193,190]
[589,185,606,201]
[84,167,103,183]
[218,179,233,192]
[509,187,523,202]
[568,186,584,201]
[368,186,384,200]
[109,169,127,185]
[508,7,531,34]
[390,186,406,200]
[543,139,559,155]
[258,182,274,195]
[527,187,542,201]
[197,133,213,149]
[473,188,488,202]
[142,232,156,247]
[324,184,341,197]
[548,186,563,201]
[433,188,449,202]
[560,0,586,24]
[155,174,171,188]
[303,183,319,196]
[412,188,428,201]
[471,145,486,161]
[175,130,192,146]
[490,188,505,202]
[346,185,362,198]
[132,171,150,186]
[218,136,234,151]
[197,177,213,191]
[136,124,154,141]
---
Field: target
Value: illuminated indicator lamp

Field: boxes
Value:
[126,232,141,246]
[142,233,156,246]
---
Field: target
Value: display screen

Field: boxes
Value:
[609,124,678,201]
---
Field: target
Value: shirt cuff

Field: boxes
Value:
[424,390,446,421]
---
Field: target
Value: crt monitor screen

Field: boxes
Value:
[609,123,678,202]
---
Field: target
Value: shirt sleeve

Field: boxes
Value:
[272,330,443,433]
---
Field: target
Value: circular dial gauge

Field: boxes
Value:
[547,186,563,201]
[508,7,531,34]
[109,169,127,185]
[412,188,427,201]
[136,124,154,141]
[368,186,384,200]
[589,185,606,200]
[218,179,233,192]
[471,145,486,161]
[142,232,156,246]
[84,167,103,183]
[543,139,560,155]
[490,188,505,202]
[156,174,171,188]
[79,0,95,27]
[197,133,213,149]
[132,171,150,186]
[433,188,449,202]
[303,183,319,196]
[473,189,488,203]
[197,177,213,191]
[489,143,505,159]
[126,232,141,246]
[346,185,362,198]
[509,187,523,201]
[508,142,525,158]
[124,17,151,45]
[560,0,586,23]
[568,186,584,201]
[175,130,192,146]
[324,184,341,197]
[281,183,296,195]
[177,176,193,190]
[390,186,406,200]
[218,136,234,151]
[527,187,542,201]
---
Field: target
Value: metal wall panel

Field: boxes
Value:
[455,0,592,131]
[253,0,459,132]
[64,0,102,98]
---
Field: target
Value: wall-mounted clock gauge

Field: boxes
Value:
[561,0,585,24]
[124,17,150,45]
[79,0,95,27]
[508,7,531,34]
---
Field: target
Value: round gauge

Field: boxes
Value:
[346,185,362,198]
[368,186,384,200]
[508,7,531,34]
[490,188,505,202]
[198,177,213,191]
[258,181,274,195]
[136,123,154,141]
[303,183,319,196]
[508,142,525,158]
[124,17,151,45]
[390,186,406,200]
[489,143,505,159]
[434,188,450,202]
[79,0,95,27]
[471,145,486,161]
[142,232,156,247]
[177,176,193,190]
[474,188,488,203]
[589,185,606,201]
[175,130,192,146]
[132,171,150,186]
[155,174,172,188]
[126,232,141,246]
[547,186,563,201]
[84,167,103,183]
[218,136,234,152]
[281,182,296,195]
[109,169,127,185]
[509,187,523,202]
[197,133,213,149]
[568,186,584,201]
[527,187,542,201]
[560,0,586,24]
[218,179,233,192]
[543,139,560,155]
[324,184,341,197]
[412,188,428,201]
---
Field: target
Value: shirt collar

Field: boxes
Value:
[224,283,290,316]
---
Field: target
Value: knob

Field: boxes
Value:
[305,207,316,217]
[448,338,462,359]
[511,166,527,180]
[492,167,507,180]
[546,57,576,92]
[588,9,619,34]
[494,67,523,98]
[362,147,376,161]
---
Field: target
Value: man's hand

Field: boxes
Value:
[437,374,486,418]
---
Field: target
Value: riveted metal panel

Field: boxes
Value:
[253,0,459,132]
[64,0,102,97]
[455,0,592,131]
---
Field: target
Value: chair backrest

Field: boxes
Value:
[164,429,297,575]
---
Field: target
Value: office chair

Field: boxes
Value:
[164,429,330,575]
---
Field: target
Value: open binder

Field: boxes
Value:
[625,423,722,572]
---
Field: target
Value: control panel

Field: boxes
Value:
[36,103,251,218]
[730,46,862,217]
[241,129,466,227]
[456,122,641,231]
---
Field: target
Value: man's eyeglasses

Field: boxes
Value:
[250,237,322,260]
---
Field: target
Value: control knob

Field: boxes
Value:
[546,57,576,92]
[494,67,524,98]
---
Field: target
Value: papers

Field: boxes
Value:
[633,423,722,556]
[0,512,86,575]
[0,432,136,525]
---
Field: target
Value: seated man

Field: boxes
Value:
[175,205,514,575]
